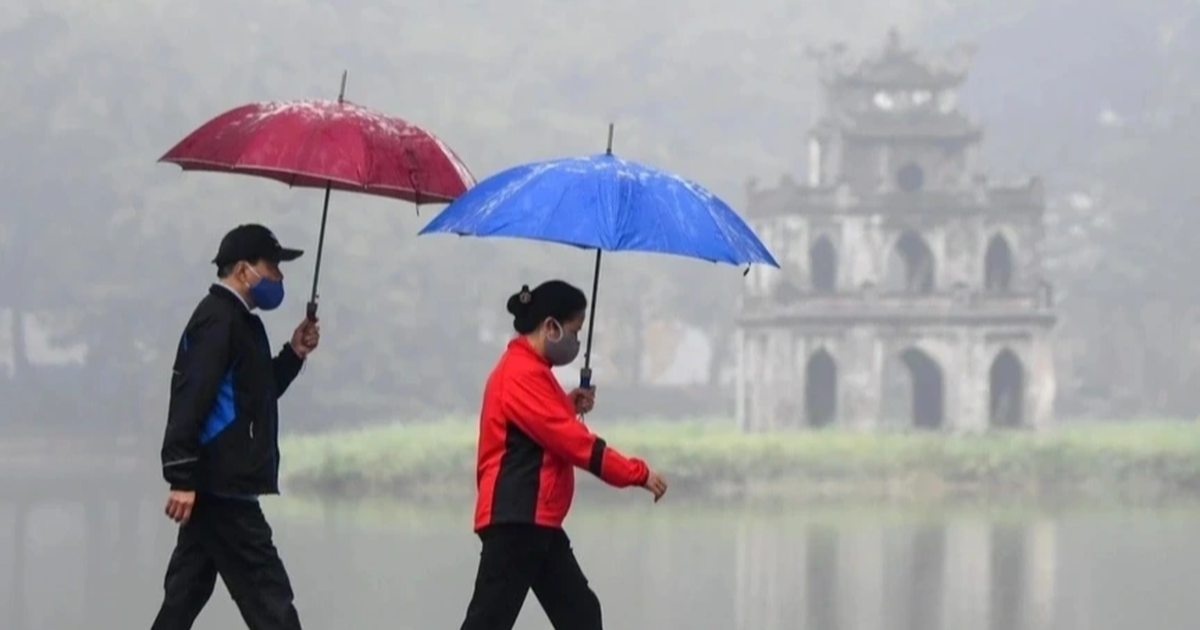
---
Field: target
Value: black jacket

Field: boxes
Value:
[160,285,305,495]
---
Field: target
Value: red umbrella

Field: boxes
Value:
[158,72,475,318]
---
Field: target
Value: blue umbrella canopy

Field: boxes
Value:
[419,152,778,268]
[420,129,778,388]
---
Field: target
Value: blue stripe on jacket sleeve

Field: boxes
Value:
[199,371,236,445]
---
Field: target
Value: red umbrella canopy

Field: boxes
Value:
[159,99,475,204]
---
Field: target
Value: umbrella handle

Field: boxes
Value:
[579,366,593,390]
[306,300,318,321]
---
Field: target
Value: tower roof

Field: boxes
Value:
[808,28,975,90]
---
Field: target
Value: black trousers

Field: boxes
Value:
[150,494,302,630]
[459,524,603,630]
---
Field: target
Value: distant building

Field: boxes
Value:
[735,30,1056,432]
[0,310,87,375]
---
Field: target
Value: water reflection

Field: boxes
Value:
[904,525,945,630]
[1,496,1197,630]
[809,526,839,629]
[733,516,1056,630]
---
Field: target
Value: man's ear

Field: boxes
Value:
[235,261,255,284]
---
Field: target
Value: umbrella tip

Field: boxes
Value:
[606,123,614,155]
[338,70,348,103]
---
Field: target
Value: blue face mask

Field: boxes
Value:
[247,267,285,311]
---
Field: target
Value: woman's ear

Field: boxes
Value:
[541,317,561,341]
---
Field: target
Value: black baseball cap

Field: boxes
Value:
[212,224,303,267]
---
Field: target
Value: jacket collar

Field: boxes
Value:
[508,335,551,366]
[209,283,252,314]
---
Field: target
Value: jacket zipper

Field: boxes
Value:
[249,421,255,439]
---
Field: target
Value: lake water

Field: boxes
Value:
[2,493,1199,630]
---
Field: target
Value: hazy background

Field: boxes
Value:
[4,0,1200,427]
[3,0,1200,628]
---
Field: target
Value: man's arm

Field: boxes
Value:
[501,369,649,488]
[161,313,232,490]
[272,343,304,398]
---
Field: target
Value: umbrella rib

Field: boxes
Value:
[544,174,585,246]
[648,180,676,261]
[165,160,457,203]
[694,184,735,264]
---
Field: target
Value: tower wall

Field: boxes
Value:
[736,29,1055,433]
[736,322,1055,433]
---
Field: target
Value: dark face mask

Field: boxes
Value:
[544,319,581,367]
[246,266,285,311]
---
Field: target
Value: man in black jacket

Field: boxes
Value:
[151,224,319,630]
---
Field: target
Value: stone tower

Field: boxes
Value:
[735,30,1056,433]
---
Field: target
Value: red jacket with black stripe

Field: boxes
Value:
[472,336,649,531]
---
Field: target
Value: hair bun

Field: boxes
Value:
[506,284,534,316]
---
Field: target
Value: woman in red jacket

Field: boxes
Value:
[458,280,668,630]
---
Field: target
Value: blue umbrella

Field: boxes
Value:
[419,125,779,388]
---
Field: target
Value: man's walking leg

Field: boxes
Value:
[531,529,603,630]
[150,519,218,630]
[208,499,302,630]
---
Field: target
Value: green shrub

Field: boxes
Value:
[280,417,1200,505]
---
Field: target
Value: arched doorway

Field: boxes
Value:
[885,231,936,294]
[901,347,944,429]
[882,347,945,428]
[809,236,837,293]
[984,234,1014,291]
[989,349,1024,428]
[804,349,838,428]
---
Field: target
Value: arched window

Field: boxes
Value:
[809,237,837,293]
[804,349,838,428]
[884,231,936,294]
[984,234,1014,292]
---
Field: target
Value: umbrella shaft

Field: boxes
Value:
[309,183,333,311]
[582,249,602,383]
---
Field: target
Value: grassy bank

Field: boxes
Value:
[280,419,1200,506]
